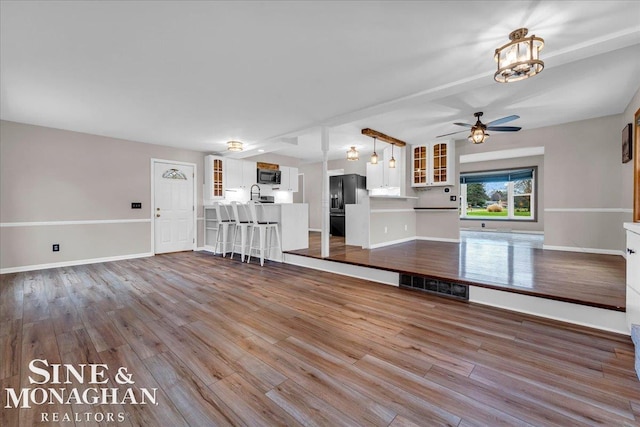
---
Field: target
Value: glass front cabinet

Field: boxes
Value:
[411,140,455,187]
[204,155,225,201]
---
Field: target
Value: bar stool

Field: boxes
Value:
[213,202,233,256]
[230,201,251,262]
[247,201,282,266]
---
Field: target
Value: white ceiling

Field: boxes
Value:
[1,1,639,163]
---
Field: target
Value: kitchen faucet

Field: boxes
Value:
[250,184,261,201]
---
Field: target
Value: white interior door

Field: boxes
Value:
[154,162,194,254]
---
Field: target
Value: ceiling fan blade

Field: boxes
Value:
[486,115,520,126]
[436,129,467,138]
[453,122,473,128]
[486,126,522,132]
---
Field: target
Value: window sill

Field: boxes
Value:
[460,217,538,223]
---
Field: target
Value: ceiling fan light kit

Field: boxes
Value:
[494,28,544,83]
[469,127,488,144]
[227,140,243,151]
[468,111,489,144]
[437,111,522,143]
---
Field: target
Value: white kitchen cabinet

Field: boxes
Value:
[243,161,257,188]
[225,159,243,189]
[204,155,225,201]
[626,224,640,331]
[366,145,402,190]
[225,159,256,190]
[275,166,298,192]
[366,162,383,190]
[411,140,455,187]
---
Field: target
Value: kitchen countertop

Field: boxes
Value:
[369,195,418,199]
[625,222,640,234]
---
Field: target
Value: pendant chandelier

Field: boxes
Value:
[388,143,396,168]
[370,137,378,164]
[494,28,544,83]
[346,146,359,161]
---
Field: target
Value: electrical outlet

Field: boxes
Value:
[481,223,486,228]
[52,244,60,252]
[131,202,142,209]
[450,195,457,201]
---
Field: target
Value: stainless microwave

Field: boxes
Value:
[257,169,281,185]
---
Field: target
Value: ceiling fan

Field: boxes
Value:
[436,112,521,144]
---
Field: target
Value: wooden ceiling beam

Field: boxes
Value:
[361,128,407,147]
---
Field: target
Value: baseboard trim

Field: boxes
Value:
[1,252,154,274]
[460,227,544,235]
[368,237,417,249]
[284,253,399,286]
[415,236,461,243]
[545,208,633,213]
[542,245,624,257]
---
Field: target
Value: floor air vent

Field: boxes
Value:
[399,274,469,301]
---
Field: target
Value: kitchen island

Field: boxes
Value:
[203,203,309,260]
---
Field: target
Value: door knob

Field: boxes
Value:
[156,214,161,217]
[156,207,160,211]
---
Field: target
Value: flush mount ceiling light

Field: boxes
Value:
[494,28,544,83]
[389,143,396,168]
[370,137,378,165]
[227,140,243,152]
[347,146,359,161]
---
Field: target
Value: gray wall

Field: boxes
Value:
[456,105,637,252]
[458,155,545,233]
[368,198,416,247]
[0,120,205,270]
[299,158,366,230]
[621,87,640,217]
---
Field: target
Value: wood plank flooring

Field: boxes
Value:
[1,252,638,426]
[288,232,626,310]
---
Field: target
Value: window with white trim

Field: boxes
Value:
[459,168,536,220]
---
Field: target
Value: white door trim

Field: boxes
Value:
[150,158,198,254]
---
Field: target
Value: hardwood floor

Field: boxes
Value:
[288,232,626,310]
[1,252,638,426]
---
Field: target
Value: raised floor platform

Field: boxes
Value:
[285,232,628,334]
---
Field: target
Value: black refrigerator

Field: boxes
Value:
[330,174,367,237]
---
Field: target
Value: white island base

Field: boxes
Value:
[204,203,309,262]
